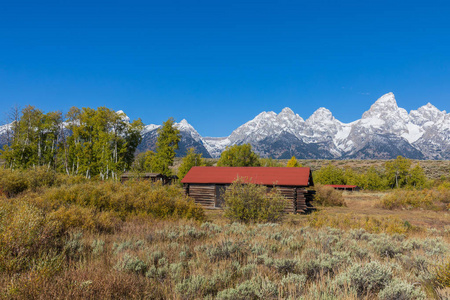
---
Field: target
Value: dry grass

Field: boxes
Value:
[3,214,448,299]
[2,172,450,299]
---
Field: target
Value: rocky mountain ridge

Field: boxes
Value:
[1,93,449,159]
[140,92,449,160]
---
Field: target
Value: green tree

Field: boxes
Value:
[286,156,301,167]
[313,164,345,185]
[178,148,204,180]
[217,144,261,167]
[1,106,63,170]
[361,167,387,190]
[408,164,427,188]
[152,118,181,176]
[61,107,143,179]
[143,150,157,172]
[384,156,412,188]
[130,152,147,173]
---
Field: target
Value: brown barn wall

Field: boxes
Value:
[187,184,216,208]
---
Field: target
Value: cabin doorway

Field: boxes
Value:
[215,185,226,208]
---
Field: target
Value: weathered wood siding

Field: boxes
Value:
[186,183,315,213]
[187,184,216,208]
[275,186,296,213]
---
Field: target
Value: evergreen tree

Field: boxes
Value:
[178,148,204,180]
[217,144,261,167]
[286,156,301,167]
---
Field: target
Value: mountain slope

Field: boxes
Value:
[137,120,212,158]
[1,93,449,160]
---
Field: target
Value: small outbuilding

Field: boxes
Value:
[181,167,316,213]
[120,172,176,185]
[325,185,361,191]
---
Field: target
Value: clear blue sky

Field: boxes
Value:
[1,0,449,136]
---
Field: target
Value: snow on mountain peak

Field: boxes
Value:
[177,119,190,128]
[306,107,334,123]
[280,107,294,115]
[361,93,410,123]
[0,124,9,135]
[116,110,130,123]
[418,102,443,114]
[277,107,304,123]
[367,92,398,112]
[134,92,450,160]
[142,124,160,134]
[410,102,446,127]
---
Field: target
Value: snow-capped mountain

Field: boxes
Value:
[0,124,10,148]
[1,93,449,159]
[199,92,450,159]
[138,119,212,158]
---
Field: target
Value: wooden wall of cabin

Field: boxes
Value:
[185,183,314,213]
[185,184,216,208]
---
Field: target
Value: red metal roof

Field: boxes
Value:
[181,167,313,186]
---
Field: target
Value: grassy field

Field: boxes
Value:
[2,186,449,299]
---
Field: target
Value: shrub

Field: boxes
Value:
[335,261,393,297]
[40,180,205,221]
[26,167,58,191]
[273,258,298,275]
[378,279,426,300]
[314,184,346,207]
[370,235,403,258]
[64,232,85,261]
[0,200,64,273]
[0,167,62,197]
[0,169,29,197]
[215,276,278,300]
[223,179,288,223]
[199,240,249,263]
[280,274,307,298]
[91,239,105,256]
[379,189,448,210]
[175,275,208,299]
[48,205,122,233]
[435,260,450,288]
[114,253,148,275]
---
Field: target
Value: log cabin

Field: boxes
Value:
[181,167,316,213]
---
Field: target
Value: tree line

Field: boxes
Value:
[313,156,429,190]
[1,105,143,179]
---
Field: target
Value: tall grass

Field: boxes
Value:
[379,188,450,210]
[1,168,449,299]
[1,218,447,299]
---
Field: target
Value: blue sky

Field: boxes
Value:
[1,0,449,136]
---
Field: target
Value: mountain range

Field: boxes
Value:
[138,92,450,160]
[1,93,449,160]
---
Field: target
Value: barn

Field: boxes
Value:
[181,167,316,213]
